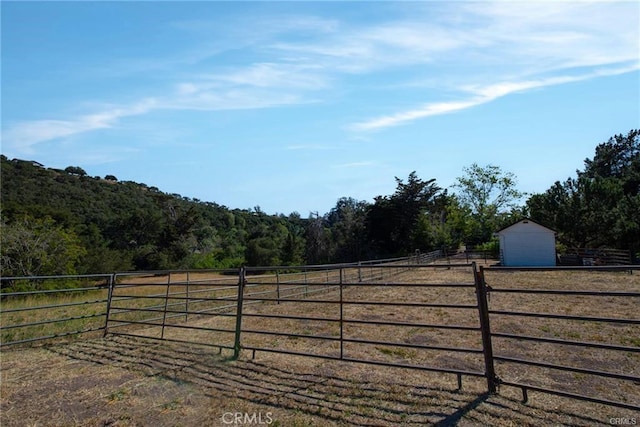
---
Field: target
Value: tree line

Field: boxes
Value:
[1,129,637,285]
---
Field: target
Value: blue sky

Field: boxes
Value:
[2,1,639,215]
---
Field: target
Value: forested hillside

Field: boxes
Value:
[0,157,304,275]
[0,157,469,277]
[1,129,638,281]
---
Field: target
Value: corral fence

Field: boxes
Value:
[0,251,441,348]
[479,265,640,411]
[0,274,113,347]
[558,248,633,266]
[1,253,639,412]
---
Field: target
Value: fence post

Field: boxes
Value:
[185,271,190,322]
[160,272,171,339]
[103,273,116,337]
[276,270,280,304]
[233,267,246,360]
[339,267,344,360]
[473,263,498,393]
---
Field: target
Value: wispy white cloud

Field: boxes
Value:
[1,87,307,156]
[3,99,157,155]
[342,1,639,131]
[350,99,483,132]
[3,1,638,153]
[350,63,640,131]
[207,62,329,90]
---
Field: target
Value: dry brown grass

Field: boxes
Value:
[483,268,640,409]
[1,263,639,426]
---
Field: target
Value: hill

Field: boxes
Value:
[0,156,306,276]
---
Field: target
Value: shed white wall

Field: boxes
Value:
[498,221,556,267]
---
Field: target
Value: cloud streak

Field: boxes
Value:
[350,63,640,132]
[3,1,638,154]
[3,99,158,155]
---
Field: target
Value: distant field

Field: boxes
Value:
[1,264,639,426]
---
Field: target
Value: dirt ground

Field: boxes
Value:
[2,264,639,426]
[2,334,638,427]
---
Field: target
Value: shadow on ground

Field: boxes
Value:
[38,334,609,426]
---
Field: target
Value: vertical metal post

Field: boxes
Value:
[474,263,498,393]
[276,270,280,304]
[233,267,246,360]
[358,262,362,283]
[339,267,344,360]
[161,272,171,339]
[103,273,116,337]
[185,271,190,322]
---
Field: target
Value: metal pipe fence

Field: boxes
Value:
[0,274,113,347]
[480,265,640,411]
[237,262,485,388]
[2,255,638,412]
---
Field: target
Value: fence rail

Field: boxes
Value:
[481,264,640,411]
[235,263,486,387]
[0,274,113,347]
[558,248,633,265]
[1,253,639,412]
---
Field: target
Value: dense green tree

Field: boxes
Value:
[64,166,87,176]
[453,163,525,244]
[367,172,446,256]
[528,129,639,252]
[305,212,333,264]
[281,212,306,265]
[326,197,370,262]
[414,195,474,251]
[246,237,282,266]
[5,129,634,279]
[0,216,86,279]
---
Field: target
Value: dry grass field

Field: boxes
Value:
[1,263,639,426]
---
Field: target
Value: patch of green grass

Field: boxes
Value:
[376,346,417,359]
[621,336,640,347]
[108,389,127,402]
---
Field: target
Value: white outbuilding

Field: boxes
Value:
[496,219,557,266]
